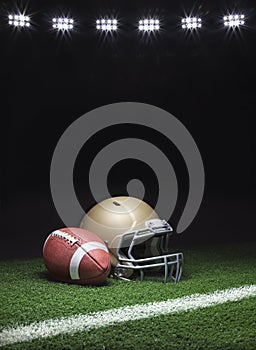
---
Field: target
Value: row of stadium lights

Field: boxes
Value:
[8,14,246,31]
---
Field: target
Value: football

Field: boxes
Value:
[43,227,111,285]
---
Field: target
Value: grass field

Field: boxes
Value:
[1,241,256,349]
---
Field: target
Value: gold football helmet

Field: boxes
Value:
[80,196,183,283]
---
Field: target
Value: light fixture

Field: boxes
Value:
[52,17,74,30]
[223,14,245,27]
[181,17,201,29]
[96,18,118,31]
[8,14,30,27]
[138,18,160,32]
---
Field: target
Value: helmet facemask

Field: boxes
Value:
[114,219,183,283]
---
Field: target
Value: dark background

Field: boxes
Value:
[1,0,255,259]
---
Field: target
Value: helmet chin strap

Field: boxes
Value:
[109,251,134,279]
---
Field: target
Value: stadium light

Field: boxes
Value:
[138,18,160,32]
[223,14,245,27]
[96,18,118,31]
[181,17,201,29]
[52,17,74,30]
[8,14,30,28]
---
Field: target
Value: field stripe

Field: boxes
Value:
[1,285,256,347]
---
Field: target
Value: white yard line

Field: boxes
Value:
[1,285,256,347]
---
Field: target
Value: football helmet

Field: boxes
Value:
[80,196,183,283]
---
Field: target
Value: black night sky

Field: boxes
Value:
[1,0,256,259]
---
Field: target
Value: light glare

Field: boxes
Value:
[8,13,30,28]
[96,18,118,31]
[181,17,201,29]
[223,14,245,27]
[52,17,74,31]
[138,18,160,31]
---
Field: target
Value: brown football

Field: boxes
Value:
[43,227,111,285]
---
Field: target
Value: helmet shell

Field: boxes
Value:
[80,196,159,250]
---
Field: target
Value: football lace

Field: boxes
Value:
[52,231,79,246]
